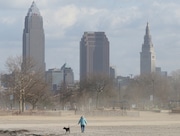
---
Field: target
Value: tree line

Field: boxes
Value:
[0,56,180,113]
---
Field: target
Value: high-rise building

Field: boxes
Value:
[46,68,64,92]
[110,66,116,79]
[80,32,109,81]
[156,67,168,77]
[46,63,74,93]
[60,63,74,86]
[22,1,45,73]
[140,23,156,75]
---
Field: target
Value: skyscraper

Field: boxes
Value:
[80,32,109,81]
[22,1,45,73]
[140,23,156,75]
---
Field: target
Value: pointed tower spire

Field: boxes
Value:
[146,22,150,35]
[27,1,40,16]
[143,22,153,49]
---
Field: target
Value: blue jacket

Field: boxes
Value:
[78,116,87,126]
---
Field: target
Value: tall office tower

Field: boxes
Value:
[22,1,45,74]
[80,32,109,81]
[140,23,156,75]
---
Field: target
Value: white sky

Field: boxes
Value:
[0,0,180,80]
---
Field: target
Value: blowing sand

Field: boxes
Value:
[0,111,180,136]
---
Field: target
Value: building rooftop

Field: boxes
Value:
[27,1,40,16]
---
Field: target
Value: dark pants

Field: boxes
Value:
[81,125,85,132]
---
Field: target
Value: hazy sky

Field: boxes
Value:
[0,0,180,80]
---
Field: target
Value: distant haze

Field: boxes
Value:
[0,0,180,80]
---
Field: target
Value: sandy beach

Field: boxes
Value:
[0,111,180,136]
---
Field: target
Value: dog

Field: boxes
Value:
[63,127,70,134]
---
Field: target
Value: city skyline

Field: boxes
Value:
[0,0,180,79]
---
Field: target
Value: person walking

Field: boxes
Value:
[78,115,87,133]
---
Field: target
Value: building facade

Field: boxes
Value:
[80,32,109,81]
[140,23,156,75]
[46,68,64,92]
[156,67,168,77]
[46,64,74,93]
[22,1,46,73]
[110,66,116,79]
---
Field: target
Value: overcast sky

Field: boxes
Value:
[0,0,180,80]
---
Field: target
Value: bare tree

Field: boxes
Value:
[126,73,170,109]
[2,56,51,112]
[79,75,115,109]
[169,69,180,108]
